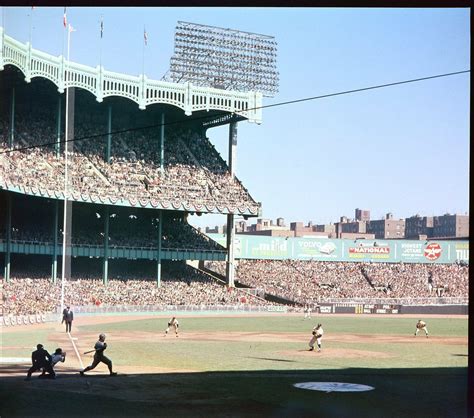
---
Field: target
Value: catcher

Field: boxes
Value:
[309,323,324,352]
[414,320,429,337]
[164,316,179,337]
[80,333,117,376]
[39,347,66,378]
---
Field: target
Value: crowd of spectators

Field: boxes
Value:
[0,196,224,252]
[1,262,270,316]
[205,260,469,304]
[0,93,259,213]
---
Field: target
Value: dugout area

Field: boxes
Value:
[0,313,468,417]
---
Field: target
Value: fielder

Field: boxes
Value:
[309,323,324,352]
[414,320,429,337]
[80,333,117,376]
[164,317,179,337]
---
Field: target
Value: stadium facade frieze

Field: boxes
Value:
[0,27,262,123]
[0,184,260,216]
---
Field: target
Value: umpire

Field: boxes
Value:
[62,306,74,333]
[80,333,117,376]
[25,344,55,380]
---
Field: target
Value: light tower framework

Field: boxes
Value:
[167,21,279,97]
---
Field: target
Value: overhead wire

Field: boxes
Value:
[0,69,469,155]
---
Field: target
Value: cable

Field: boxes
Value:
[0,69,469,155]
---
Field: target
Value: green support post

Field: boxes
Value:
[156,210,162,287]
[160,113,165,175]
[106,105,112,163]
[52,200,59,283]
[56,97,61,157]
[3,193,12,282]
[9,87,15,148]
[103,206,109,285]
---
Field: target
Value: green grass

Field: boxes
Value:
[1,314,468,417]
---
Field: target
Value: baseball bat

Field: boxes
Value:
[83,349,96,354]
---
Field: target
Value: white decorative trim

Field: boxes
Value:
[0,28,262,123]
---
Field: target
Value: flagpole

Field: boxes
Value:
[99,15,103,68]
[28,8,33,46]
[60,23,72,318]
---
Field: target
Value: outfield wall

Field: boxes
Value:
[208,234,469,264]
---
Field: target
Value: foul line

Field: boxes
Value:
[67,332,84,369]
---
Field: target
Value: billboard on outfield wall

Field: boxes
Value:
[207,234,469,264]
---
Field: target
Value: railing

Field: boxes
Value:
[320,297,468,305]
[0,27,262,123]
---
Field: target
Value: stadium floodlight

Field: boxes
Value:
[164,21,279,97]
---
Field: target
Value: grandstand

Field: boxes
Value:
[0,26,469,321]
[0,24,272,317]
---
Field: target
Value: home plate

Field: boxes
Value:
[294,382,375,392]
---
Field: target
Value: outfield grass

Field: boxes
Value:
[1,314,468,417]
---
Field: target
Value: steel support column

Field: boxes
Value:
[9,87,15,148]
[103,206,109,285]
[106,105,112,163]
[52,200,59,283]
[156,210,162,287]
[160,113,165,175]
[226,121,238,287]
[3,193,12,282]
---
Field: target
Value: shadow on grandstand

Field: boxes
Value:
[0,367,468,418]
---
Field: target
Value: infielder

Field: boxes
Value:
[309,323,324,352]
[414,320,429,337]
[164,317,179,337]
[80,333,117,376]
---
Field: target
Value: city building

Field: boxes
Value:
[355,208,370,222]
[405,215,434,239]
[432,214,469,239]
[368,213,405,239]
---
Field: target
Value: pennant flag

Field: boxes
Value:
[63,7,67,28]
[144,27,148,46]
[100,17,104,39]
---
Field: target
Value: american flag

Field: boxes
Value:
[63,7,67,28]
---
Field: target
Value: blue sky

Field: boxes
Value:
[2,7,470,229]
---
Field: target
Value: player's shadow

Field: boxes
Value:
[245,356,296,363]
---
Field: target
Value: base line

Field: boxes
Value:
[68,332,84,369]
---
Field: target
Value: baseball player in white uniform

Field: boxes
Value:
[309,323,324,352]
[414,320,429,337]
[164,317,179,337]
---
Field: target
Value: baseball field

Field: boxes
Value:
[0,313,468,417]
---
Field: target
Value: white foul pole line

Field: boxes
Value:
[68,332,85,369]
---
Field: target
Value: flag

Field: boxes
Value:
[68,23,76,33]
[100,17,103,39]
[63,7,67,28]
[144,27,148,46]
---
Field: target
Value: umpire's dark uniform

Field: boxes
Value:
[26,344,55,380]
[62,306,74,333]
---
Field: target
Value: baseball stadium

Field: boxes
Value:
[0,17,470,418]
